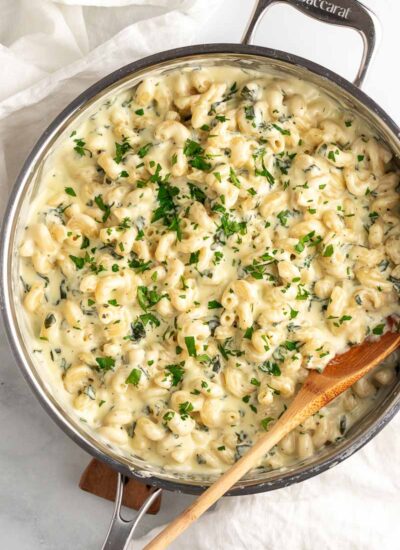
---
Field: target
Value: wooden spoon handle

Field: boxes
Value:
[144,331,400,550]
[144,394,315,550]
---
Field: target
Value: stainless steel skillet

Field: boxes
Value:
[1,1,399,548]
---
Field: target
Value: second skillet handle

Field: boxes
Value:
[242,0,380,88]
[101,474,162,550]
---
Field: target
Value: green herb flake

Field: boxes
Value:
[179,401,194,418]
[94,194,113,223]
[125,368,142,386]
[95,356,115,371]
[185,336,197,357]
[138,143,153,159]
[289,306,299,319]
[259,361,281,376]
[139,313,160,328]
[183,139,212,172]
[323,244,334,257]
[244,326,254,339]
[73,137,89,157]
[165,363,185,386]
[188,182,207,204]
[229,167,241,188]
[114,139,132,164]
[261,417,274,431]
[208,300,222,309]
[372,323,385,335]
[69,255,85,270]
[137,286,164,312]
[65,187,76,197]
[272,123,290,135]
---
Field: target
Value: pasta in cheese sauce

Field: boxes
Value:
[19,65,400,474]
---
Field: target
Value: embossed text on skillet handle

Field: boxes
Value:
[242,0,380,88]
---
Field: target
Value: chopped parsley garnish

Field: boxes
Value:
[294,231,321,253]
[165,362,185,386]
[65,187,76,197]
[218,213,247,239]
[179,401,194,419]
[125,368,142,386]
[217,339,244,360]
[73,137,90,157]
[183,139,211,172]
[163,411,175,423]
[372,323,385,335]
[94,194,113,223]
[244,252,276,280]
[277,209,291,227]
[137,143,152,158]
[128,256,152,272]
[135,108,144,116]
[208,300,222,309]
[283,340,299,351]
[261,417,274,431]
[272,123,290,135]
[213,251,223,265]
[69,255,85,270]
[188,182,207,204]
[114,138,132,164]
[323,244,334,257]
[151,167,182,239]
[184,336,197,357]
[139,313,160,328]
[259,361,281,376]
[289,306,299,319]
[253,148,275,186]
[95,356,115,371]
[296,285,309,300]
[80,236,90,249]
[189,251,200,265]
[137,286,165,312]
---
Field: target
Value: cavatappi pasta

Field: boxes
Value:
[19,65,400,474]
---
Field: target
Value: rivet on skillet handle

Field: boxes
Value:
[101,474,162,550]
[242,0,380,88]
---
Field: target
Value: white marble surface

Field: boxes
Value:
[1,1,399,549]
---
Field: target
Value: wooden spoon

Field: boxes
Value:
[144,330,400,550]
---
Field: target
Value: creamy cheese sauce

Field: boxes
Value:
[19,65,400,474]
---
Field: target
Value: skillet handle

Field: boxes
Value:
[242,0,380,88]
[101,474,162,550]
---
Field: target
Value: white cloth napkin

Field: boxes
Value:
[139,415,400,549]
[1,2,399,549]
[0,0,222,216]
